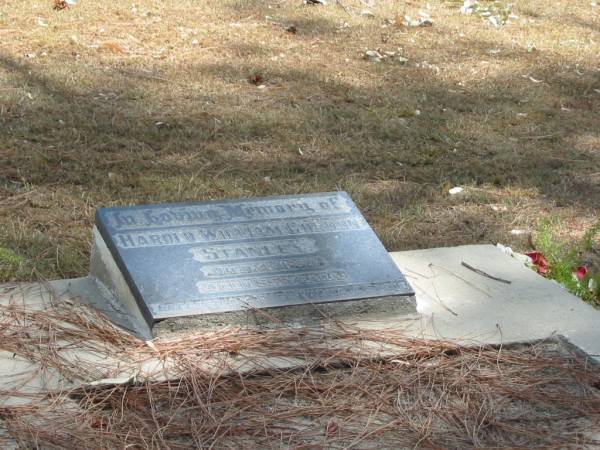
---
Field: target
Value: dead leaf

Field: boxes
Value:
[101,42,126,54]
[248,73,264,85]
[53,0,70,10]
[90,416,105,428]
[326,420,338,435]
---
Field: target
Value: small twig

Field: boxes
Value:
[461,261,511,284]
[424,276,459,317]
[520,134,558,141]
[496,323,503,373]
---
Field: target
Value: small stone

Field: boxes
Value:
[364,50,383,62]
[510,229,528,235]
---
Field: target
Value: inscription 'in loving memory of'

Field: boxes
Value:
[107,195,350,230]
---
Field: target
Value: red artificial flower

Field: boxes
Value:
[525,251,548,275]
[574,266,588,281]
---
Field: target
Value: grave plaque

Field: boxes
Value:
[95,192,413,330]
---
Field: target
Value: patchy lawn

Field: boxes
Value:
[0,0,599,281]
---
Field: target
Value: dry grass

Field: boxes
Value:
[0,0,598,280]
[2,5,600,444]
[0,294,599,449]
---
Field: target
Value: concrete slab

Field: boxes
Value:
[388,245,600,361]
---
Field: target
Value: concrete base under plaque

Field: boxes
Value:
[88,226,417,339]
[154,295,416,335]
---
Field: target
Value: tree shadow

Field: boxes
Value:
[1,42,599,193]
[0,27,598,275]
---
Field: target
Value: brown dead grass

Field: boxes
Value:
[0,0,599,280]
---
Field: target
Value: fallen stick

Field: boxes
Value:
[461,261,512,284]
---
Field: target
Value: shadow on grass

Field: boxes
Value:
[0,34,599,277]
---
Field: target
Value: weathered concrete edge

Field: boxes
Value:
[43,277,599,365]
[2,243,598,364]
[88,226,153,339]
[389,245,600,365]
[153,294,417,335]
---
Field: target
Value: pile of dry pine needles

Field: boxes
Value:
[1,284,599,449]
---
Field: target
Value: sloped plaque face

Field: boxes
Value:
[95,192,413,326]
